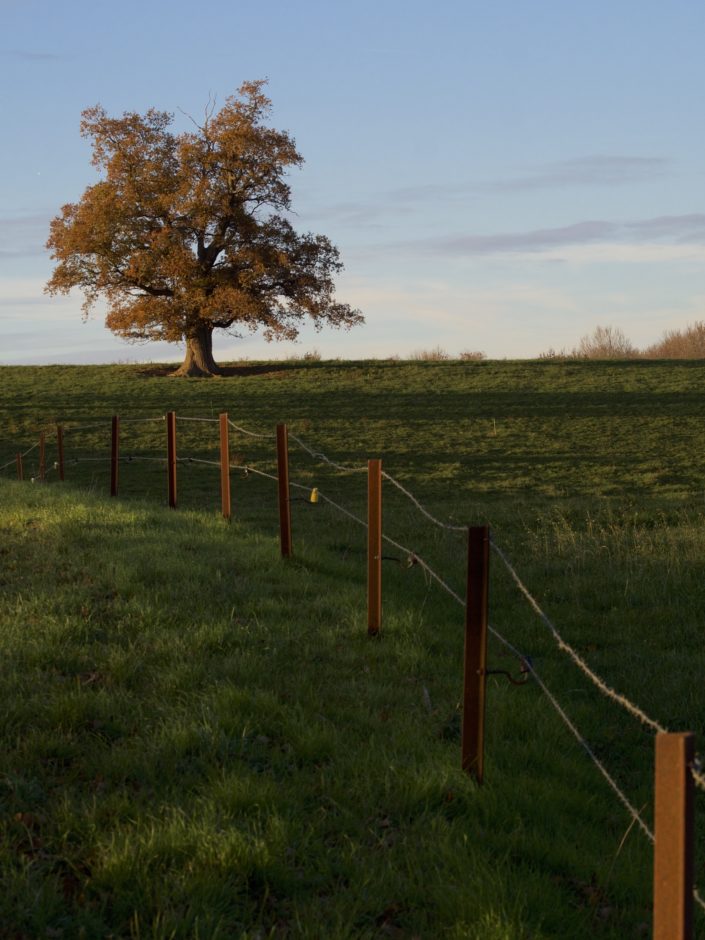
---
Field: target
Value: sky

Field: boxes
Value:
[1,0,704,365]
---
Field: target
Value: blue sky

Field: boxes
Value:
[1,0,704,364]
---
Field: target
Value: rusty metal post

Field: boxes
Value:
[653,731,694,940]
[110,416,120,497]
[56,425,64,481]
[38,431,45,481]
[167,411,177,509]
[219,412,231,520]
[16,453,23,481]
[461,525,490,783]
[367,458,382,636]
[276,423,292,556]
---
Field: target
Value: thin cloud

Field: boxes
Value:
[0,212,52,260]
[387,155,670,203]
[299,155,671,228]
[486,155,670,193]
[292,199,412,228]
[383,213,705,259]
[431,221,617,255]
[625,214,705,239]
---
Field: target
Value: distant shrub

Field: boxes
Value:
[538,347,570,360]
[409,346,450,361]
[287,349,322,362]
[457,350,486,361]
[573,325,637,359]
[643,321,705,358]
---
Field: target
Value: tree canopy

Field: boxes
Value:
[45,81,363,375]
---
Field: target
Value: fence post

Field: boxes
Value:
[110,416,120,497]
[276,423,292,556]
[167,411,177,509]
[367,458,382,636]
[219,413,231,520]
[38,431,45,482]
[461,524,490,783]
[16,453,23,481]
[56,425,64,481]
[653,731,694,940]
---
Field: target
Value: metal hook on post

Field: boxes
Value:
[483,657,532,686]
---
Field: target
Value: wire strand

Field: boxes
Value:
[62,422,110,432]
[288,432,368,473]
[692,766,705,794]
[3,420,704,915]
[176,415,219,424]
[381,470,467,532]
[175,456,221,467]
[377,520,660,860]
[118,416,166,425]
[490,538,668,736]
[227,419,275,440]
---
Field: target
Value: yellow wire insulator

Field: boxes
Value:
[310,487,319,504]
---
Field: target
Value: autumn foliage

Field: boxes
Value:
[45,81,363,375]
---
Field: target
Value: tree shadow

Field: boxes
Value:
[133,361,320,379]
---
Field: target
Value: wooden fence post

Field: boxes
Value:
[653,731,694,940]
[56,425,64,481]
[367,458,382,636]
[167,411,177,509]
[461,524,490,783]
[110,416,120,497]
[219,413,231,520]
[38,431,45,482]
[16,453,23,481]
[276,423,292,556]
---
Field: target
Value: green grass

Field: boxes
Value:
[1,358,705,937]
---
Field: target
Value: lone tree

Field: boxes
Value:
[45,81,363,376]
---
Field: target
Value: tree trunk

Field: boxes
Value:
[171,324,222,377]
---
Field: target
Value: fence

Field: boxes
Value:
[2,411,704,937]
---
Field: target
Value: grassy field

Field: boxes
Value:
[1,358,705,938]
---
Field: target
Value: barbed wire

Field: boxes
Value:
[1,440,48,472]
[489,539,705,796]
[287,432,469,538]
[692,766,705,795]
[62,422,111,432]
[380,470,467,532]
[118,416,166,425]
[288,432,367,474]
[316,489,370,529]
[227,419,275,440]
[175,456,220,467]
[489,538,668,736]
[394,551,705,917]
[492,622,657,845]
[237,464,279,485]
[3,419,705,916]
[288,432,469,535]
[5,417,705,793]
[371,518,661,863]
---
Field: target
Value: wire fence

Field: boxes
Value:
[2,410,704,922]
